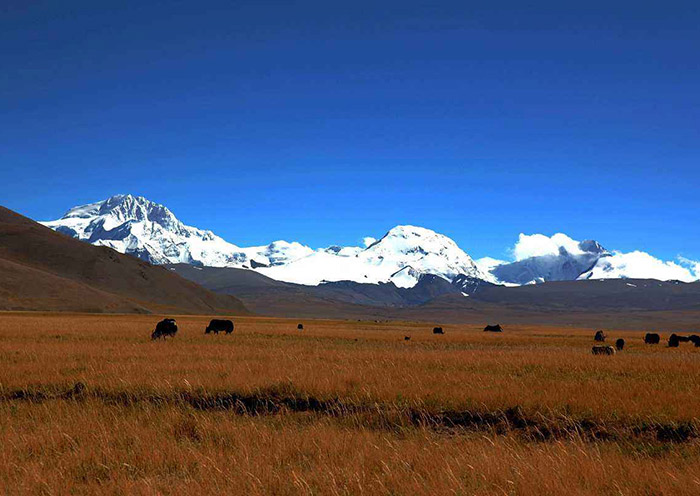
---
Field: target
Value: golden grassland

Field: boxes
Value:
[1,312,700,495]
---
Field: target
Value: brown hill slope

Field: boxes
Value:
[0,206,249,315]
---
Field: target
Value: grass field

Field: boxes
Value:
[1,313,699,494]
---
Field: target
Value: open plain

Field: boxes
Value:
[1,312,700,495]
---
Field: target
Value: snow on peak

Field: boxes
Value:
[61,194,182,233]
[42,195,311,268]
[256,225,484,286]
[363,225,483,281]
[240,240,315,267]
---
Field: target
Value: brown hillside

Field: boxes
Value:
[0,206,249,315]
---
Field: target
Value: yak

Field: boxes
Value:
[205,319,234,335]
[484,324,503,333]
[297,323,304,330]
[615,338,625,351]
[592,345,616,356]
[152,318,178,340]
[644,333,661,344]
[668,334,680,348]
[689,335,700,347]
[433,327,444,334]
[594,330,606,342]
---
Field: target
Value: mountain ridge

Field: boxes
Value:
[42,194,700,287]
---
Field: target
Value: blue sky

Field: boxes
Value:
[1,0,698,260]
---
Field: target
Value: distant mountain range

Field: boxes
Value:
[42,194,700,288]
[0,198,697,328]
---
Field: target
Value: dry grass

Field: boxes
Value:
[1,312,700,494]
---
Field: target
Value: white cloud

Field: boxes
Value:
[513,233,584,261]
[582,251,699,282]
[506,232,700,283]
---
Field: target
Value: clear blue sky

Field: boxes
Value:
[1,1,698,260]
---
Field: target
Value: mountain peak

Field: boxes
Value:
[382,224,440,239]
[93,194,178,228]
[44,194,236,265]
[63,194,175,224]
[360,224,484,282]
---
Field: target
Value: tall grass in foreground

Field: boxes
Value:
[1,313,700,494]
[2,401,700,495]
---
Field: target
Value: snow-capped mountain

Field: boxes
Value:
[257,225,484,286]
[42,195,699,288]
[477,233,699,284]
[42,195,484,288]
[41,195,312,268]
[484,236,608,285]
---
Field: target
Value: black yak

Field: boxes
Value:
[644,333,660,344]
[205,319,234,335]
[433,327,444,334]
[484,324,503,333]
[615,338,625,351]
[594,330,606,342]
[152,319,178,340]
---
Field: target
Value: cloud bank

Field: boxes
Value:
[512,233,587,260]
[506,233,699,282]
[581,251,699,282]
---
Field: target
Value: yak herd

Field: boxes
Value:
[151,318,235,340]
[151,320,699,357]
[151,318,305,340]
[152,321,504,340]
[591,330,700,355]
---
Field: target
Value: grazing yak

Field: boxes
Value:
[644,333,661,344]
[297,324,304,330]
[615,338,625,351]
[592,345,616,356]
[668,334,693,347]
[484,324,503,333]
[690,335,700,347]
[152,318,178,340]
[594,330,606,342]
[433,327,444,334]
[404,336,411,341]
[205,319,234,335]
